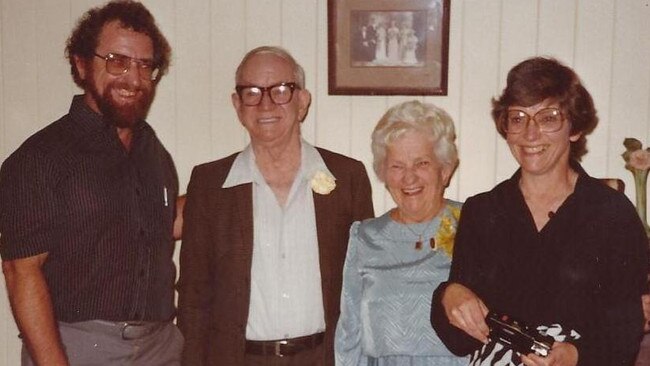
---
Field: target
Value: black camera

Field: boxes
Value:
[485,311,554,357]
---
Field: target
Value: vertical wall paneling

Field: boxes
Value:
[282,0,319,144]
[173,0,213,189]
[1,0,649,361]
[211,0,247,164]
[36,0,75,127]
[456,0,502,199]
[574,0,616,178]
[351,97,389,214]
[537,0,577,62]
[315,0,351,155]
[314,91,352,156]
[245,0,282,49]
[312,0,327,146]
[608,0,650,213]
[2,0,38,155]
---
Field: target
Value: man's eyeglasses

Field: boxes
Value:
[94,52,160,81]
[235,82,298,106]
[504,107,565,134]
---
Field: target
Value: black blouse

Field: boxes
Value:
[431,161,648,365]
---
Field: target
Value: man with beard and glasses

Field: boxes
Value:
[0,1,183,365]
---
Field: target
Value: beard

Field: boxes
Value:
[86,64,155,129]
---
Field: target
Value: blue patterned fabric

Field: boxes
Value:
[335,200,468,366]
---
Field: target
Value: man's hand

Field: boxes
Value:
[521,341,578,366]
[441,283,490,343]
[173,195,186,241]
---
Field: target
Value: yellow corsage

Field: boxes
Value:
[434,205,461,257]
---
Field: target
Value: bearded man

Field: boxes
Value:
[0,1,182,365]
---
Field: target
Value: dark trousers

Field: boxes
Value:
[22,320,183,366]
[244,342,325,366]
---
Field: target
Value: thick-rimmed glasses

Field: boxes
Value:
[235,82,298,106]
[504,107,565,134]
[94,52,160,81]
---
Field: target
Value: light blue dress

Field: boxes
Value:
[335,200,468,366]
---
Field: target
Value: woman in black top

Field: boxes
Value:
[430,57,648,366]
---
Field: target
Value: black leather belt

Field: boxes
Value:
[92,320,166,340]
[245,332,324,357]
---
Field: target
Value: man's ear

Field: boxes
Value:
[231,92,245,125]
[231,92,241,110]
[297,89,312,122]
[73,55,88,81]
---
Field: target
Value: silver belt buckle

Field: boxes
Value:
[121,322,145,340]
[275,340,288,357]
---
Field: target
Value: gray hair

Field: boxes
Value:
[235,46,305,88]
[371,100,458,182]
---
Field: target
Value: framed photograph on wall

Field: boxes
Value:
[328,0,450,96]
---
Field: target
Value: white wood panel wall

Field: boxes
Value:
[0,0,648,363]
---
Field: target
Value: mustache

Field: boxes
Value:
[111,80,147,93]
[97,82,154,128]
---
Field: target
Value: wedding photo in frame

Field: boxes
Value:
[328,0,450,96]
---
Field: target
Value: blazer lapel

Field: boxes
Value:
[313,190,335,251]
[313,190,336,312]
[234,183,254,266]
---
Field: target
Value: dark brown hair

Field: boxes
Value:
[65,0,171,87]
[491,57,597,160]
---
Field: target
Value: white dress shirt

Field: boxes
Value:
[222,140,330,340]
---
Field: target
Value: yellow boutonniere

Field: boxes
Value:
[434,205,461,257]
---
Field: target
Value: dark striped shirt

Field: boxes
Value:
[0,95,178,322]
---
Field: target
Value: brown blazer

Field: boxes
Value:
[178,147,374,365]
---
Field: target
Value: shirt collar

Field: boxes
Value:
[507,159,589,190]
[69,94,107,135]
[222,139,334,188]
[222,145,256,188]
[504,159,591,220]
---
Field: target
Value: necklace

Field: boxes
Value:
[392,209,439,250]
[401,218,437,250]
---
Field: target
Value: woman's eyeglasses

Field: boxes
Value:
[504,107,564,134]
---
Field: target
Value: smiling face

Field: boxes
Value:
[232,53,311,149]
[506,99,580,178]
[75,20,155,128]
[384,130,452,223]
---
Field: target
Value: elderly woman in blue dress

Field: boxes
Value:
[335,100,467,366]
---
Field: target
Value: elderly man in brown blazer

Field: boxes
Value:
[177,46,374,366]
